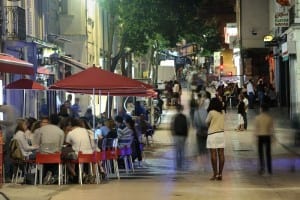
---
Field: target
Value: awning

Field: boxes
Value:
[58,56,87,70]
[0,53,34,75]
[5,78,46,90]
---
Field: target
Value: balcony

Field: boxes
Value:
[3,6,26,41]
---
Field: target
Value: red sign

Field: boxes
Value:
[276,0,290,6]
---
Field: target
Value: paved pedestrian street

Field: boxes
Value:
[1,90,300,200]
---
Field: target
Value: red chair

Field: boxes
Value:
[34,152,63,186]
[75,152,99,185]
[95,151,107,182]
[105,147,120,179]
[118,146,134,174]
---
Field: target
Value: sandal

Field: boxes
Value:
[209,175,217,180]
[216,174,222,181]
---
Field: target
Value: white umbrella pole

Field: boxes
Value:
[23,90,26,118]
[108,92,110,119]
[99,90,101,118]
[92,88,95,130]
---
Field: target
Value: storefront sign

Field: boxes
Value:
[275,12,289,27]
[281,42,289,61]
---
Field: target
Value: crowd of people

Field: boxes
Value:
[0,92,155,184]
[169,67,276,180]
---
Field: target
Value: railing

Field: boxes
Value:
[3,6,26,40]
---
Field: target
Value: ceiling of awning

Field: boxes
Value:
[58,56,87,71]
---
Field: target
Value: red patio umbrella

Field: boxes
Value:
[49,66,153,91]
[0,53,34,75]
[5,78,46,90]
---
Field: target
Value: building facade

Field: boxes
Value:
[1,0,107,118]
[237,0,300,119]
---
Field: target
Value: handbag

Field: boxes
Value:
[61,145,77,160]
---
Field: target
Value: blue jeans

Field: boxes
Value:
[248,92,255,108]
[173,136,186,170]
[258,91,264,106]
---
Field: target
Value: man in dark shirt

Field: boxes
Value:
[171,104,189,170]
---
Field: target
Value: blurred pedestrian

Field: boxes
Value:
[247,80,255,109]
[171,104,189,170]
[64,94,73,115]
[0,104,17,181]
[206,98,225,180]
[39,98,49,118]
[254,103,274,175]
[235,94,245,132]
[71,97,81,118]
[256,79,265,106]
[242,94,249,130]
[193,97,208,169]
[189,92,198,124]
[172,80,181,105]
[84,108,94,127]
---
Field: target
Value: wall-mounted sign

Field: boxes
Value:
[275,12,289,27]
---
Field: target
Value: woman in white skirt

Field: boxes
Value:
[206,97,225,181]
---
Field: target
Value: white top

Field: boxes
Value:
[206,110,225,134]
[14,130,38,157]
[65,127,95,154]
[243,98,249,113]
[34,124,65,153]
[246,82,255,95]
[173,83,180,93]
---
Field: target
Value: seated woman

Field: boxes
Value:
[13,119,39,160]
[117,118,134,148]
[122,118,143,166]
[62,118,96,181]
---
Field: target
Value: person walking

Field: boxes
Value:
[206,98,225,180]
[189,92,198,124]
[193,98,208,169]
[242,94,249,130]
[171,104,189,170]
[254,103,274,175]
[247,79,255,109]
[256,79,265,106]
[235,94,245,131]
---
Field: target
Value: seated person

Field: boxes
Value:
[13,119,39,160]
[34,115,64,154]
[97,119,118,150]
[117,122,134,148]
[62,118,95,181]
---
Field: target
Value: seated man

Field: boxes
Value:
[34,115,64,153]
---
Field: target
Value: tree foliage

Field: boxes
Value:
[100,0,224,71]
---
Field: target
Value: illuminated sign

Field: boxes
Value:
[264,35,278,47]
[264,35,274,42]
